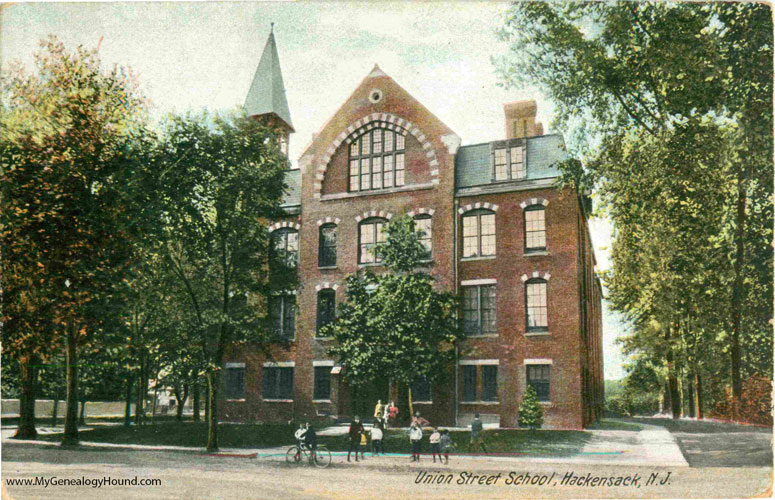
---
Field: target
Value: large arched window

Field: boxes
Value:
[358,217,387,264]
[524,205,546,252]
[525,278,548,332]
[318,223,337,268]
[349,124,406,192]
[462,209,496,258]
[270,228,298,269]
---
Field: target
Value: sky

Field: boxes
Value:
[2,1,631,379]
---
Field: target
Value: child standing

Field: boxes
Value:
[440,429,454,464]
[429,427,441,463]
[409,422,423,462]
[371,422,384,456]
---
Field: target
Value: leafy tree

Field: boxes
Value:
[155,111,291,450]
[323,215,462,424]
[518,385,544,430]
[1,36,154,443]
[498,1,773,419]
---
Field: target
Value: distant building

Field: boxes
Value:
[221,28,604,429]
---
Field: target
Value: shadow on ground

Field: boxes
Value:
[627,417,772,468]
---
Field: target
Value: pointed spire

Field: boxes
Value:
[244,25,294,131]
[368,64,387,78]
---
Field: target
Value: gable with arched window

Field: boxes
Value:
[358,217,387,264]
[349,123,406,192]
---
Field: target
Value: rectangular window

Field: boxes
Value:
[349,160,359,191]
[224,366,245,400]
[411,376,432,402]
[395,153,405,186]
[480,213,496,256]
[396,133,405,150]
[313,366,331,400]
[372,129,382,153]
[270,295,295,338]
[526,281,548,331]
[372,156,383,189]
[526,364,550,402]
[414,216,432,259]
[462,215,478,258]
[316,289,336,335]
[525,207,546,251]
[482,365,498,401]
[462,365,477,402]
[383,155,394,188]
[510,147,525,179]
[494,148,508,180]
[360,159,371,190]
[462,285,497,336]
[318,225,337,267]
[263,366,294,400]
[361,132,370,155]
[384,131,394,152]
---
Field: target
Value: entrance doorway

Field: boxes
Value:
[350,377,389,421]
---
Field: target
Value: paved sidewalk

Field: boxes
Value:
[1,421,688,467]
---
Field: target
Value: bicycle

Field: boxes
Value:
[286,442,331,468]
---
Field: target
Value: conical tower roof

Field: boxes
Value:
[244,26,294,131]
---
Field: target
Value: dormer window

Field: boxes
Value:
[493,144,526,181]
[349,125,406,192]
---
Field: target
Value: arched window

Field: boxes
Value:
[525,278,548,332]
[349,124,406,192]
[270,228,298,269]
[462,209,496,258]
[318,223,337,268]
[413,214,432,259]
[358,217,387,264]
[524,205,546,252]
[316,289,336,336]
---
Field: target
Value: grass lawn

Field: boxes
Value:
[37,422,592,456]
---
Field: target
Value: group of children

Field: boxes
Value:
[410,422,454,463]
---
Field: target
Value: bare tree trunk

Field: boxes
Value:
[730,171,747,421]
[695,373,704,419]
[193,381,201,422]
[204,384,210,425]
[51,391,59,427]
[666,326,681,419]
[78,399,86,426]
[686,375,696,418]
[176,384,189,421]
[150,381,159,423]
[62,327,79,445]
[124,373,133,427]
[14,357,38,439]
[206,371,219,451]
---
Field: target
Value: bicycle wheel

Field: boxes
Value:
[313,445,331,468]
[286,446,302,465]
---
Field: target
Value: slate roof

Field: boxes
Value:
[454,134,566,189]
[244,29,294,131]
[281,168,301,207]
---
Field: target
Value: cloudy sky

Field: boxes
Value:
[2,1,630,378]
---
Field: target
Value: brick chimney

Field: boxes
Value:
[504,100,543,140]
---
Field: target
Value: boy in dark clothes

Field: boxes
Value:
[347,416,364,462]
